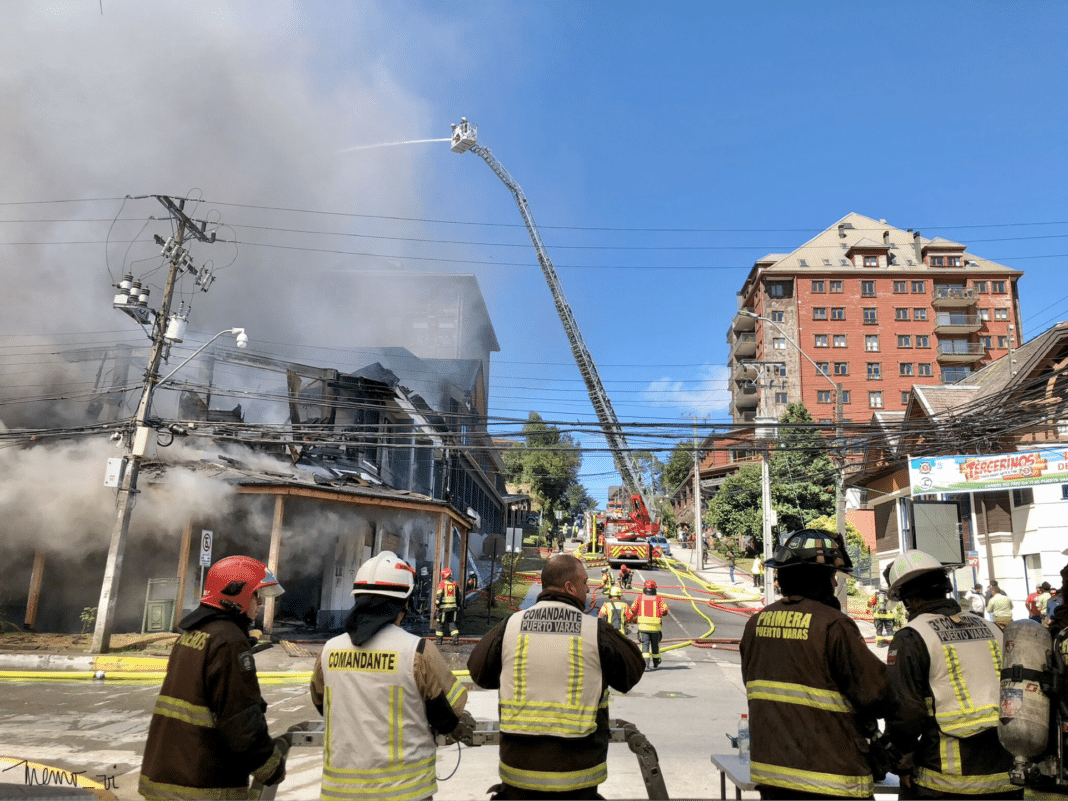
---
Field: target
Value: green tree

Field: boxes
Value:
[662,442,693,494]
[633,450,665,496]
[503,412,584,515]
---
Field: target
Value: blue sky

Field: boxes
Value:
[2,1,1066,505]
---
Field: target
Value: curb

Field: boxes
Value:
[0,653,168,672]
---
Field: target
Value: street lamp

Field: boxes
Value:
[739,311,847,606]
[91,327,248,653]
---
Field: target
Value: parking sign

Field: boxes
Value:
[199,530,213,567]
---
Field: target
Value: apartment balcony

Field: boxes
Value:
[733,307,757,332]
[734,360,758,384]
[730,331,757,359]
[931,286,977,308]
[733,384,759,408]
[936,341,986,363]
[934,312,983,334]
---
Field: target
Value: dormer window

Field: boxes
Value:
[948,256,961,267]
[863,255,878,267]
[931,256,944,266]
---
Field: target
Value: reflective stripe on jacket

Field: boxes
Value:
[598,600,629,635]
[741,596,890,799]
[437,580,459,610]
[629,595,668,633]
[320,625,437,801]
[904,612,1002,739]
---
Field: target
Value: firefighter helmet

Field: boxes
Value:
[643,579,657,593]
[440,568,452,581]
[201,555,283,615]
[884,550,947,601]
[352,551,416,600]
[766,529,851,573]
[609,585,622,599]
[602,566,610,573]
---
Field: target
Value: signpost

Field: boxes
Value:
[199,529,213,599]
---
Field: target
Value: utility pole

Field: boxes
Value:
[762,453,775,605]
[692,418,703,570]
[92,197,216,653]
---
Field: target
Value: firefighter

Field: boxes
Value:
[619,562,633,590]
[310,551,468,801]
[882,550,1020,799]
[739,528,893,799]
[627,579,669,669]
[872,589,897,647]
[139,556,287,800]
[435,567,460,645]
[599,585,630,637]
[467,553,644,799]
[600,565,615,593]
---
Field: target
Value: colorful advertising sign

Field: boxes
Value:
[909,448,1068,495]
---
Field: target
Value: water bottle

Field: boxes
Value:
[737,713,750,765]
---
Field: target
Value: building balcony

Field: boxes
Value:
[733,308,757,332]
[931,286,977,308]
[936,341,986,363]
[934,313,983,334]
[730,332,757,359]
[733,385,759,408]
[734,361,758,384]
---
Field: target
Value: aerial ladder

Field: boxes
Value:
[450,118,653,515]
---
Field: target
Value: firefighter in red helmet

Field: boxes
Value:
[436,567,461,645]
[139,556,287,799]
[627,579,669,669]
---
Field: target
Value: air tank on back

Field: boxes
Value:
[999,618,1053,780]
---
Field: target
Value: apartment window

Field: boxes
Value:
[817,390,832,404]
[867,363,881,380]
[913,308,928,321]
[980,336,992,348]
[813,307,827,320]
[816,362,829,376]
[898,335,912,348]
[768,280,792,298]
[998,336,1008,348]
[931,256,945,266]
[771,310,785,322]
[773,337,787,350]
[900,363,914,376]
[863,255,879,267]
[863,308,878,324]
[942,367,972,383]
[975,280,987,294]
[918,363,932,376]
[861,280,876,297]
[895,308,909,321]
[774,392,788,404]
[992,281,1006,293]
[829,280,843,293]
[814,335,828,348]
[865,335,880,352]
[893,281,907,293]
[916,335,930,348]
[995,308,1009,321]
[831,307,845,320]
[772,364,788,377]
[979,308,990,321]
[833,334,847,348]
[812,280,825,293]
[902,391,911,405]
[948,256,962,267]
[869,391,883,408]
[911,281,925,293]
[841,390,851,404]
[834,362,848,376]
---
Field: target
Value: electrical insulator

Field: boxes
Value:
[138,287,150,306]
[120,273,133,292]
[129,282,142,306]
[161,237,176,257]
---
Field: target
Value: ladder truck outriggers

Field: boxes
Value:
[450,118,659,568]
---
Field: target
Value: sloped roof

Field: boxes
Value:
[910,385,982,419]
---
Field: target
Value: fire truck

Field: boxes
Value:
[599,492,661,568]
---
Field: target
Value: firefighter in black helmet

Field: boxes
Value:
[740,529,894,799]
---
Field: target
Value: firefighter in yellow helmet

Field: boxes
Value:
[139,556,287,799]
[740,529,893,799]
[600,565,615,594]
[881,550,1019,799]
[310,551,468,801]
[598,585,630,637]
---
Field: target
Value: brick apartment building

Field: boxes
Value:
[727,212,1023,425]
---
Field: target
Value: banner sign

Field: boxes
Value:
[909,448,1068,495]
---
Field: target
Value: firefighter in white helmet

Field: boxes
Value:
[881,550,1020,799]
[598,584,630,637]
[310,551,468,801]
